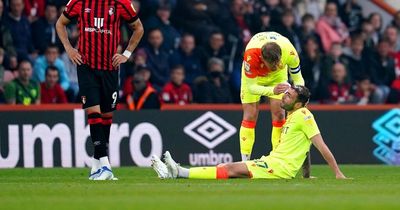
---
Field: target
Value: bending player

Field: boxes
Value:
[152,86,347,180]
[239,32,311,177]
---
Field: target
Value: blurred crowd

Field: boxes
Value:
[0,0,399,108]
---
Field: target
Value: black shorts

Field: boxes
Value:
[77,65,119,113]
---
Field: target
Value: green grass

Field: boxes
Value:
[0,165,399,210]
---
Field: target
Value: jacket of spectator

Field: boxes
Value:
[160,65,192,105]
[316,2,349,53]
[23,0,46,22]
[126,70,160,110]
[193,58,232,103]
[0,0,17,58]
[40,66,67,104]
[4,60,40,105]
[3,0,34,60]
[31,3,60,54]
[33,55,69,91]
[143,29,170,88]
[170,34,204,86]
[144,4,180,54]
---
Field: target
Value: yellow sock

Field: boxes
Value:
[239,120,256,158]
[271,120,285,150]
[189,167,216,179]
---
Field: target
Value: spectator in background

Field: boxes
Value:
[360,20,376,50]
[40,66,67,104]
[262,0,283,27]
[295,0,326,21]
[324,62,351,104]
[316,2,349,53]
[384,26,400,52]
[174,0,220,44]
[122,65,152,99]
[218,0,253,46]
[342,34,369,82]
[4,60,40,105]
[352,75,374,105]
[368,39,396,104]
[255,6,273,32]
[368,12,383,46]
[301,37,325,101]
[143,28,170,89]
[193,57,232,103]
[23,0,45,22]
[199,31,229,70]
[170,33,204,86]
[33,44,69,91]
[298,14,322,50]
[275,9,302,52]
[320,42,346,79]
[161,65,192,105]
[3,0,35,61]
[126,67,160,110]
[145,3,180,54]
[31,3,60,54]
[0,0,17,68]
[339,0,363,32]
[391,10,400,34]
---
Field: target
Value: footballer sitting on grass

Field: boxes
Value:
[151,86,347,179]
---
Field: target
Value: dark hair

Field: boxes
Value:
[292,85,311,107]
[261,42,281,70]
[171,65,185,73]
[301,13,314,23]
[46,43,59,52]
[17,60,32,70]
[45,66,59,76]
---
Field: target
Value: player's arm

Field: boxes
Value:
[311,134,346,179]
[56,14,83,65]
[286,44,304,86]
[244,76,289,96]
[112,19,144,67]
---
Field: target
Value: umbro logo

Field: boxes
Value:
[184,112,237,149]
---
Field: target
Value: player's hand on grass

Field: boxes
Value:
[66,47,83,65]
[273,83,291,95]
[112,54,128,67]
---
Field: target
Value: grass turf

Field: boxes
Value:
[0,165,399,210]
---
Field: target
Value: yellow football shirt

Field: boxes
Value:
[262,107,320,178]
[240,32,304,102]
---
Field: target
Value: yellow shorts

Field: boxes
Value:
[245,157,291,179]
[240,67,288,104]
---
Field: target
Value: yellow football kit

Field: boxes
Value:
[240,32,304,103]
[245,107,320,179]
[239,32,305,158]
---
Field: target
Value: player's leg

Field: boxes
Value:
[269,97,285,150]
[93,70,119,180]
[240,103,259,161]
[154,151,251,179]
[77,65,107,180]
[101,112,113,154]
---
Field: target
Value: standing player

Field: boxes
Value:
[56,0,144,180]
[152,86,348,180]
[239,32,306,167]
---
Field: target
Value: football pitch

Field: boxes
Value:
[0,165,399,210]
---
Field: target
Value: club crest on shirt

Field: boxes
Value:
[109,6,114,16]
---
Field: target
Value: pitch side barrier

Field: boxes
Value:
[0,104,398,168]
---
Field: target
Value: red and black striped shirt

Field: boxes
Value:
[63,0,138,70]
